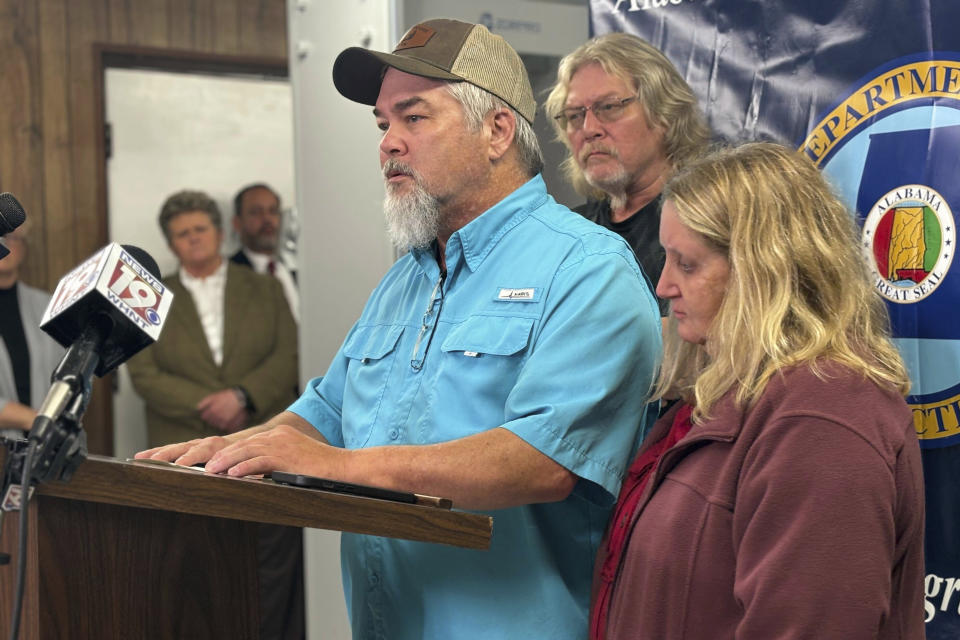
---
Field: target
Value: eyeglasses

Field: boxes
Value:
[553,95,640,131]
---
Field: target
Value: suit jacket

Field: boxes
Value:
[229,248,297,283]
[127,262,298,447]
[229,248,254,269]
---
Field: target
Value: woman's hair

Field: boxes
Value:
[656,142,910,421]
[158,190,222,242]
[544,32,710,200]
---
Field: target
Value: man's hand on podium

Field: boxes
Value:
[134,435,231,469]
[133,410,323,473]
[205,423,337,478]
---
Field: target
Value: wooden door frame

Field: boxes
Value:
[88,45,288,456]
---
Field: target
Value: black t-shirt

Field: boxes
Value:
[574,196,668,316]
[0,283,32,404]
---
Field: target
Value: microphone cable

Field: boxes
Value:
[7,439,38,640]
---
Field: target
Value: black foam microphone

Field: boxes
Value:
[0,192,26,235]
[0,193,27,261]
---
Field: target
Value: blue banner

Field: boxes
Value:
[591,1,960,636]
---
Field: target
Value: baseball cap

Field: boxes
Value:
[332,18,536,124]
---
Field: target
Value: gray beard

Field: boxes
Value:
[585,164,630,212]
[383,166,441,251]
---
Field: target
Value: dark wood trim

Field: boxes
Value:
[40,455,493,549]
[94,43,288,78]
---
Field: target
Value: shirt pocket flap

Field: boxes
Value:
[342,325,404,361]
[441,316,534,356]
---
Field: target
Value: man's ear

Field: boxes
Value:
[231,215,242,233]
[485,107,517,162]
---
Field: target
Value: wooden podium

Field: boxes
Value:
[0,455,491,639]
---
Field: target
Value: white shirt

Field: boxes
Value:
[179,259,228,366]
[241,248,300,323]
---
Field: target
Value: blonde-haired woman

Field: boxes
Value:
[591,142,925,640]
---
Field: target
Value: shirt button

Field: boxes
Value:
[388,429,399,440]
[369,573,380,586]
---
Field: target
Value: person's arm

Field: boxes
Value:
[135,410,327,466]
[232,277,299,417]
[206,248,661,511]
[126,347,218,423]
[732,416,906,638]
[0,399,36,431]
[206,425,575,511]
[194,275,299,433]
[146,321,355,468]
[196,388,248,432]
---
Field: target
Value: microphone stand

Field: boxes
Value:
[0,322,102,640]
[0,321,97,540]
[2,318,104,493]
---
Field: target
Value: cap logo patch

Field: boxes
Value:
[395,25,436,50]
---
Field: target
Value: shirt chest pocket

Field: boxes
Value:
[435,316,534,428]
[341,325,403,447]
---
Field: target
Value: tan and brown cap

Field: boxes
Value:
[332,18,536,124]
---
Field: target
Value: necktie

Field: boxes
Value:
[267,260,276,276]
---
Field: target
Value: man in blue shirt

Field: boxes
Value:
[139,18,662,640]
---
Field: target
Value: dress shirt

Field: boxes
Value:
[288,174,663,640]
[240,248,299,323]
[179,259,227,365]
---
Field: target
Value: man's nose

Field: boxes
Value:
[379,125,406,157]
[581,109,605,138]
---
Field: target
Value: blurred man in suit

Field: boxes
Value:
[127,189,303,639]
[230,183,299,322]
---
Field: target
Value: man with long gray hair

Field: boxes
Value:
[139,19,661,640]
[546,33,711,316]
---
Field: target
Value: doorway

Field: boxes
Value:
[98,49,294,457]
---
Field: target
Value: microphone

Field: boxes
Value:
[40,242,172,377]
[0,192,27,261]
[0,193,26,235]
[25,243,174,482]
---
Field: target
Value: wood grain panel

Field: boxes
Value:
[36,0,75,282]
[191,0,218,51]
[212,0,241,54]
[168,0,197,50]
[0,0,288,456]
[0,489,261,638]
[128,0,170,49]
[0,496,41,639]
[105,0,131,43]
[67,1,111,260]
[240,0,288,57]
[37,497,260,638]
[39,456,494,549]
[0,0,46,284]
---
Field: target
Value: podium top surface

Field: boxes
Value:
[35,455,492,550]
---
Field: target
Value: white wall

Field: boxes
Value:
[288,2,394,637]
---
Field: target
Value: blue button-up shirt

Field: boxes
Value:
[289,175,662,640]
